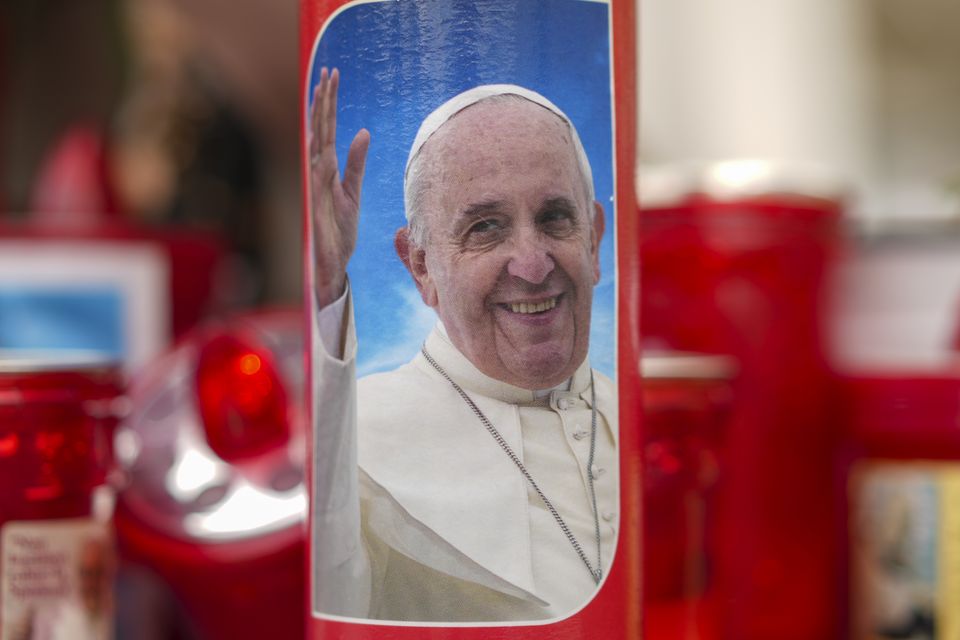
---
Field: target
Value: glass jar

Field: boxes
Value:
[0,351,122,640]
[642,352,735,639]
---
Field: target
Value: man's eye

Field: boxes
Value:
[468,219,500,235]
[540,209,575,232]
[458,218,504,249]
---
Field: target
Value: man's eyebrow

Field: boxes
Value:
[540,196,578,212]
[460,200,507,219]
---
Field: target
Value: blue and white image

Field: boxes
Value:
[308,0,616,378]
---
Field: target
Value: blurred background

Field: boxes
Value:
[1,0,301,312]
[640,0,960,369]
[639,2,960,640]
[643,0,960,224]
[1,3,305,639]
[3,0,960,639]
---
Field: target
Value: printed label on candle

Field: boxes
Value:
[850,461,959,640]
[1,519,113,640]
[302,0,639,634]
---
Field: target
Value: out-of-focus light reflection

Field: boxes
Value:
[167,446,225,501]
[183,483,305,539]
[639,160,847,206]
[709,159,772,192]
[239,353,261,375]
[115,429,141,467]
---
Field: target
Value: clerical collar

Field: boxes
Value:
[427,322,590,406]
[533,383,569,400]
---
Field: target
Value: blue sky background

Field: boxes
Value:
[308,0,615,379]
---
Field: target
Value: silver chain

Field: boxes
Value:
[421,347,603,584]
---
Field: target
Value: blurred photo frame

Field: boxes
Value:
[0,238,169,371]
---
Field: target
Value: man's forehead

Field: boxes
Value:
[405,84,577,177]
[414,99,588,223]
[421,99,575,173]
[437,98,568,143]
[404,84,596,231]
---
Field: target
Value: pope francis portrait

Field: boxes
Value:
[309,68,618,623]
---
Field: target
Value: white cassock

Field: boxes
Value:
[312,289,618,622]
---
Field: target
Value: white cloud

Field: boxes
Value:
[357,283,437,377]
[589,278,616,379]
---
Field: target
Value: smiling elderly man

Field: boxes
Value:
[310,68,618,622]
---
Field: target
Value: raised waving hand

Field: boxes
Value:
[310,67,371,307]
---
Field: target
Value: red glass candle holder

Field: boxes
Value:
[642,352,735,640]
[0,351,122,638]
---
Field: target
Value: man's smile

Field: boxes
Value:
[493,293,564,315]
[500,294,561,315]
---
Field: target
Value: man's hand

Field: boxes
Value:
[310,67,371,307]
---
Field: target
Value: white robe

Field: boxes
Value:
[312,292,618,622]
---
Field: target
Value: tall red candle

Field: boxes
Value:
[302,1,639,637]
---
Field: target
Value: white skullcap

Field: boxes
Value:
[403,84,594,221]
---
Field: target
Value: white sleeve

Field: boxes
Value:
[311,285,373,618]
[315,285,350,359]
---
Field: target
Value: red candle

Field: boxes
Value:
[0,352,121,639]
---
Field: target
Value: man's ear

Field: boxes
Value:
[395,227,438,308]
[590,201,606,285]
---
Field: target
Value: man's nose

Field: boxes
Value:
[506,231,555,284]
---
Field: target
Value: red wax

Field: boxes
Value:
[641,191,844,639]
[0,360,120,524]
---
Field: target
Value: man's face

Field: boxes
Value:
[400,99,603,389]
